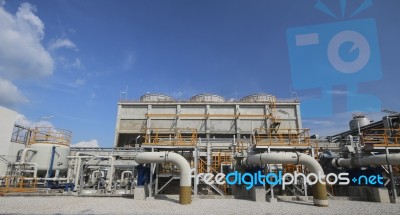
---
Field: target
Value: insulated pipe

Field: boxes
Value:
[135,152,192,205]
[15,162,37,178]
[332,153,400,169]
[23,177,68,181]
[244,152,328,207]
[20,148,37,163]
[92,170,105,179]
[121,171,132,181]
[69,153,95,191]
[99,156,115,191]
[68,154,115,192]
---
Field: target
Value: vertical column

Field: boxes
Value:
[264,104,270,130]
[146,105,152,129]
[206,105,210,139]
[113,104,122,147]
[149,147,154,198]
[296,103,302,129]
[207,140,211,173]
[386,147,398,203]
[235,105,241,139]
[194,147,198,198]
[176,104,181,129]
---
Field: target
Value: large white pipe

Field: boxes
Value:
[70,152,92,191]
[101,156,115,191]
[332,153,400,169]
[135,152,192,205]
[244,152,328,207]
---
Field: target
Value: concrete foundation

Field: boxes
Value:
[348,186,390,203]
[251,186,265,202]
[266,196,277,203]
[134,185,148,200]
[372,187,391,203]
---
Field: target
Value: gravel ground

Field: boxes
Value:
[0,196,399,215]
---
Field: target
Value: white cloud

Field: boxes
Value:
[0,2,53,79]
[123,52,136,71]
[15,113,54,128]
[74,78,86,86]
[71,139,100,148]
[71,58,82,69]
[49,38,77,51]
[0,77,28,107]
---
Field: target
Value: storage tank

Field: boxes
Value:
[25,127,71,177]
[240,93,276,103]
[189,94,225,102]
[140,93,176,102]
[349,114,371,130]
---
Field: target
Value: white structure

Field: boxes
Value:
[114,93,302,147]
[0,106,24,178]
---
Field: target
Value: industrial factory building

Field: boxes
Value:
[1,93,399,208]
[114,93,302,147]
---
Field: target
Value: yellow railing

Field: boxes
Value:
[362,129,400,146]
[212,152,231,171]
[283,164,303,174]
[143,128,197,146]
[235,141,248,153]
[0,176,38,194]
[254,128,310,146]
[198,158,228,194]
[29,127,71,146]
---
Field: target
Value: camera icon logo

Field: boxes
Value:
[287,18,382,117]
[328,30,370,74]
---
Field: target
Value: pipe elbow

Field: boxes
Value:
[20,148,37,163]
[297,153,324,175]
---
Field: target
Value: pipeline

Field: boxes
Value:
[19,148,37,163]
[135,152,191,205]
[121,171,132,181]
[15,162,38,178]
[332,153,400,168]
[68,153,115,192]
[244,152,328,207]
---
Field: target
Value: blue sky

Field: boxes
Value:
[0,0,399,147]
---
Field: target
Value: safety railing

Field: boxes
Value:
[0,176,38,194]
[254,128,310,146]
[198,158,227,194]
[143,128,197,146]
[362,129,400,146]
[29,127,71,146]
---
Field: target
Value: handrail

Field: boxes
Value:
[143,128,197,146]
[254,128,310,146]
[361,128,400,146]
[29,127,71,146]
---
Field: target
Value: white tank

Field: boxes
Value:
[240,93,276,103]
[26,127,71,176]
[349,114,370,130]
[28,144,70,173]
[189,94,225,102]
[140,94,176,102]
